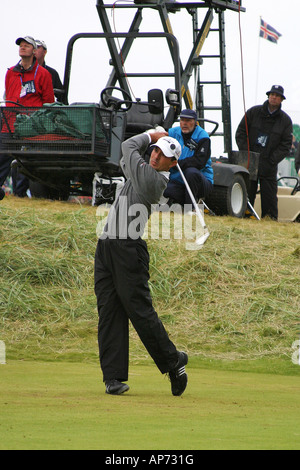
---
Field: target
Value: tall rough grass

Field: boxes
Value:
[0,196,299,363]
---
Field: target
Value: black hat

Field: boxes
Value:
[180,109,197,120]
[266,85,286,100]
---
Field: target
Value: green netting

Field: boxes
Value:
[13,103,105,140]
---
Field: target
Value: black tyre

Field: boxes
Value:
[206,174,248,218]
[29,180,70,201]
[29,181,51,199]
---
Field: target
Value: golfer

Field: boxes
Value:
[94,131,188,396]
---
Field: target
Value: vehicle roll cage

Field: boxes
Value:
[58,0,245,153]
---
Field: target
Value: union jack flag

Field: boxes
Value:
[260,19,282,44]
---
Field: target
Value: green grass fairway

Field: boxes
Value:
[1,359,300,450]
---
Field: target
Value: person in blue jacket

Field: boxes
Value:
[164,109,214,206]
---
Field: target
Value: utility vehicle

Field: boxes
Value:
[1,0,256,217]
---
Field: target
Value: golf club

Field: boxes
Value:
[176,164,210,246]
[247,199,260,220]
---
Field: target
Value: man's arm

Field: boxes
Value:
[121,131,167,178]
[46,66,63,90]
[121,132,168,203]
[235,112,250,151]
[4,69,18,103]
[271,117,293,165]
[40,68,55,104]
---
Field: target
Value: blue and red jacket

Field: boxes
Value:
[169,125,214,184]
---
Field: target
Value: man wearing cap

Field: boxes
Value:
[0,36,54,196]
[4,36,54,107]
[94,131,189,396]
[236,85,293,220]
[35,40,63,100]
[164,109,214,207]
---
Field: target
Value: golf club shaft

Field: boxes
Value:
[247,200,260,220]
[176,164,207,230]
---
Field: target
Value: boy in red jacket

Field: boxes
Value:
[0,36,54,196]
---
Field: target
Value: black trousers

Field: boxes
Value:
[248,177,278,220]
[0,134,29,197]
[0,154,29,197]
[164,167,213,206]
[94,237,178,382]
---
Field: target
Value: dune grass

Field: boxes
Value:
[0,196,299,367]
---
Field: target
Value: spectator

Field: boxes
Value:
[164,109,214,207]
[236,85,293,220]
[0,36,54,197]
[35,39,63,100]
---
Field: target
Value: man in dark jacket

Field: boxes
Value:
[35,40,63,100]
[236,85,293,220]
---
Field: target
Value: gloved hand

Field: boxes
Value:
[145,129,168,144]
[145,126,166,134]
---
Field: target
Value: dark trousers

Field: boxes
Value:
[164,167,213,206]
[0,154,13,187]
[248,177,278,220]
[0,154,29,197]
[0,134,29,196]
[94,237,178,382]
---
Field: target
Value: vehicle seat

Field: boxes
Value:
[125,89,165,138]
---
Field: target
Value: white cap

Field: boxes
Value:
[154,136,181,160]
[16,36,37,49]
[35,39,47,50]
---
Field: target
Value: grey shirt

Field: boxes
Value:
[101,133,169,239]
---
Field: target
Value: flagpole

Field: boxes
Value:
[255,16,262,104]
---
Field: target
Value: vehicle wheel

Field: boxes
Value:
[206,174,248,218]
[29,181,51,199]
[29,180,70,201]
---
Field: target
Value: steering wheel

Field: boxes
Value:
[100,87,133,111]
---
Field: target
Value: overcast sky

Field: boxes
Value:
[1,0,299,155]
